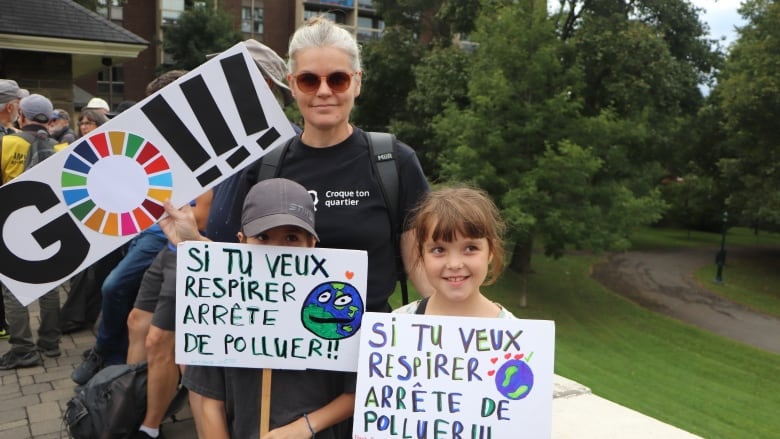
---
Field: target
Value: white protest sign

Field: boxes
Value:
[353,313,555,439]
[176,241,368,372]
[0,41,295,305]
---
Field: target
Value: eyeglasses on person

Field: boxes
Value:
[79,120,96,126]
[293,71,358,94]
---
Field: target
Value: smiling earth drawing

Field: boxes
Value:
[301,282,364,340]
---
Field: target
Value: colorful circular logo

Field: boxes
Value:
[61,131,172,236]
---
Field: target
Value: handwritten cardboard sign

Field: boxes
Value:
[0,41,295,305]
[353,313,555,438]
[176,241,368,372]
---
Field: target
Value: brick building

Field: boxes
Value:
[0,0,147,116]
[82,0,385,107]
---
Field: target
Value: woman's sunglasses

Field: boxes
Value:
[293,71,357,94]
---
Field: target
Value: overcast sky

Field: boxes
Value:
[690,0,746,46]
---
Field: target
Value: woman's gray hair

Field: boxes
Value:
[287,16,362,74]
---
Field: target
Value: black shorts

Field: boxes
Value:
[134,246,178,331]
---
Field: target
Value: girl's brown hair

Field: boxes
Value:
[410,186,506,285]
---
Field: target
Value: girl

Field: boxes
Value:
[395,186,516,319]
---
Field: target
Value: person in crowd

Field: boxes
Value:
[107,100,136,119]
[48,108,77,144]
[0,79,28,338]
[84,96,110,115]
[0,94,62,369]
[76,108,108,138]
[235,16,431,313]
[204,38,299,244]
[161,178,355,438]
[178,16,429,437]
[125,194,212,439]
[71,71,188,385]
[394,186,516,319]
[0,79,28,135]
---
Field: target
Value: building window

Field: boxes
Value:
[319,0,354,6]
[97,0,124,22]
[304,9,345,24]
[241,5,264,36]
[161,0,186,25]
[96,66,125,100]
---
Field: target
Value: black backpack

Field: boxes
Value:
[63,362,149,439]
[63,361,189,439]
[0,128,57,186]
[258,132,410,305]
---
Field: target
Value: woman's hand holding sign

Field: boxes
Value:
[159,199,209,245]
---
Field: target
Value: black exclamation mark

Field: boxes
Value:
[141,94,222,186]
[221,53,281,151]
[327,340,339,360]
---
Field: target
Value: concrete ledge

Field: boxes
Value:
[552,375,702,438]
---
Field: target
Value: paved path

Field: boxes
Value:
[0,290,195,439]
[591,247,780,355]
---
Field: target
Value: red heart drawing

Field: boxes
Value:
[515,353,524,360]
[487,370,496,376]
[345,271,354,280]
[504,353,511,359]
[490,357,498,364]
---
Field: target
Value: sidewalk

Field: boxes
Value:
[0,292,195,439]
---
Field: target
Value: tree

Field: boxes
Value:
[354,28,425,132]
[710,0,780,230]
[372,0,482,44]
[434,2,667,289]
[163,1,243,71]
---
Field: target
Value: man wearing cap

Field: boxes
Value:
[0,93,62,369]
[0,79,29,134]
[0,79,26,339]
[49,108,77,144]
[205,39,298,243]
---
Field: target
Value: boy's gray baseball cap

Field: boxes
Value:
[241,178,318,241]
[0,79,29,103]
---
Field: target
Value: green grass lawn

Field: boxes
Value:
[695,252,780,318]
[390,227,780,438]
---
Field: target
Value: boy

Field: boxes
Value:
[160,178,355,439]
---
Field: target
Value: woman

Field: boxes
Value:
[77,108,108,137]
[256,16,430,312]
[182,17,430,438]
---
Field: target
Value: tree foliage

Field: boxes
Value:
[372,0,482,44]
[708,0,780,230]
[358,0,721,277]
[163,1,242,71]
[434,3,667,273]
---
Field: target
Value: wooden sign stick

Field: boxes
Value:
[260,368,272,437]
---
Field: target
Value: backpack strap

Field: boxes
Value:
[367,132,409,305]
[415,297,429,315]
[257,136,295,181]
[229,136,296,227]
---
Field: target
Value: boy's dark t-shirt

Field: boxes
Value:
[183,366,355,438]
